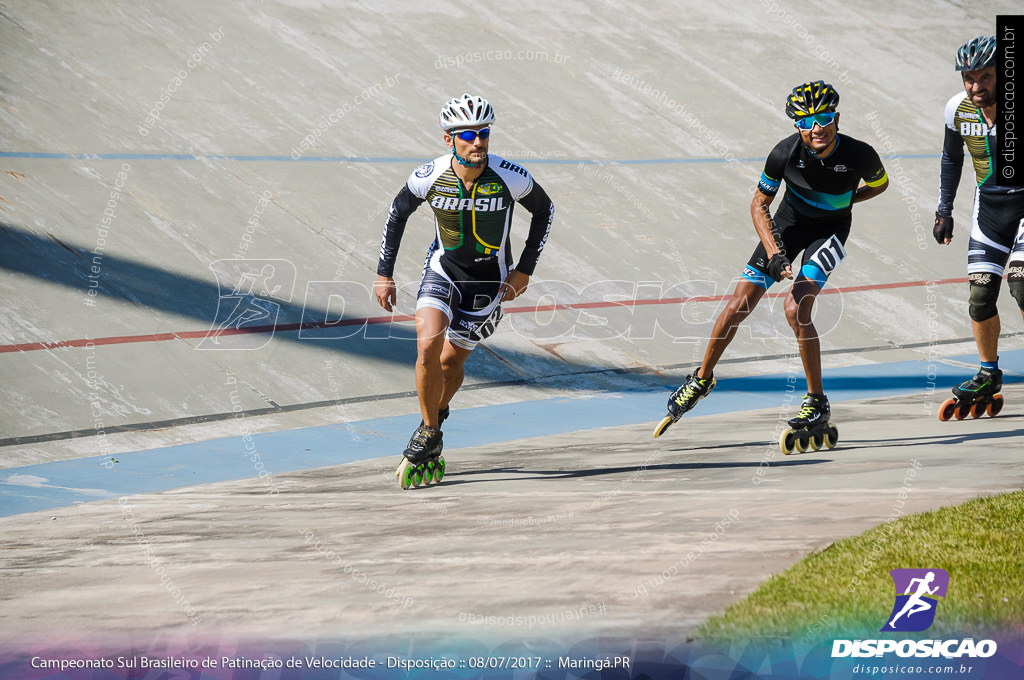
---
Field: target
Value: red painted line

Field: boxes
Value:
[0,277,968,354]
[500,277,968,312]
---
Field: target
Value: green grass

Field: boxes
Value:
[697,490,1024,643]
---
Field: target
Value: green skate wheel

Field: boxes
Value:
[435,457,446,482]
[938,398,956,422]
[780,429,796,455]
[987,394,1004,417]
[823,424,839,449]
[399,460,417,490]
[413,464,425,487]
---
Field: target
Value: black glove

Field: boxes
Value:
[933,212,954,244]
[766,253,791,282]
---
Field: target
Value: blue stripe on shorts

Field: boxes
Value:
[741,265,772,290]
[800,262,828,288]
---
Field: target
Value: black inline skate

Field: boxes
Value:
[396,424,444,489]
[653,369,716,438]
[939,367,1004,421]
[780,393,839,454]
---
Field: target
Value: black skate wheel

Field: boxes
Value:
[653,415,674,439]
[953,404,969,421]
[970,402,985,419]
[779,429,796,455]
[938,398,957,422]
[809,431,824,451]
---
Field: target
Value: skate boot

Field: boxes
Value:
[395,425,444,490]
[939,367,1004,421]
[653,369,716,438]
[780,393,838,454]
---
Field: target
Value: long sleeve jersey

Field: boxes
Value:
[377,154,554,281]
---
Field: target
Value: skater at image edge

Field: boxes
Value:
[934,36,1024,420]
[374,93,554,485]
[657,80,888,442]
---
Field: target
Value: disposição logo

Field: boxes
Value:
[831,568,997,659]
[881,568,949,632]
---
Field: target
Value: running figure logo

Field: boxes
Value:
[881,568,949,632]
[198,259,296,350]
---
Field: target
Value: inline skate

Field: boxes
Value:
[780,393,839,454]
[653,369,716,438]
[396,424,444,489]
[938,367,1004,421]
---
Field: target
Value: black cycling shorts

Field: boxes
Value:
[968,189,1024,276]
[742,212,852,290]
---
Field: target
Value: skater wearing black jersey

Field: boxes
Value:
[655,81,888,453]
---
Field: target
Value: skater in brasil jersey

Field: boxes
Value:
[374,93,554,488]
[655,81,888,453]
[933,36,1023,421]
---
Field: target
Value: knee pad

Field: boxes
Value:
[1007,261,1024,311]
[968,273,1000,322]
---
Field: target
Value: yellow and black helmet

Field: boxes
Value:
[785,81,839,120]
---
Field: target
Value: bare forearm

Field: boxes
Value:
[750,194,780,255]
[852,180,888,204]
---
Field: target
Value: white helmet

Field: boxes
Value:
[438,93,495,131]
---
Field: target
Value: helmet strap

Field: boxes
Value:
[452,147,481,168]
[804,135,839,160]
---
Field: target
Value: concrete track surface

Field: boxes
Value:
[2,1,1023,678]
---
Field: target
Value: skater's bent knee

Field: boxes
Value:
[440,356,466,374]
[784,309,801,331]
[968,274,1000,322]
[722,298,755,322]
[1008,280,1024,311]
[784,299,813,329]
[416,341,445,365]
[1008,263,1024,310]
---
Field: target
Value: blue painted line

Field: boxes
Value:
[0,351,1019,518]
[0,151,941,165]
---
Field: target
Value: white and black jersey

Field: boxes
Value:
[377,153,554,284]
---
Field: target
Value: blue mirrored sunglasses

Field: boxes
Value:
[453,127,491,142]
[794,112,836,130]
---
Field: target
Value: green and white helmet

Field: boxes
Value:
[438,93,495,131]
[955,35,996,71]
